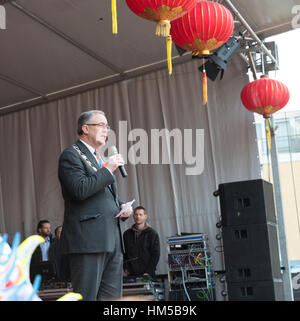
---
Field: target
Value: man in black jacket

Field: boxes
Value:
[58,110,132,301]
[123,206,160,279]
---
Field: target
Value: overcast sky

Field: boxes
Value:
[268,28,300,112]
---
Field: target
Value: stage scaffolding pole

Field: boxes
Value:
[261,47,294,300]
[269,117,294,301]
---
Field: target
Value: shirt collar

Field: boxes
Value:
[80,139,96,156]
[132,222,149,232]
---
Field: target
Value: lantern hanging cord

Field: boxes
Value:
[111,0,117,34]
[167,35,172,75]
[265,119,271,182]
[266,118,271,151]
[202,57,207,105]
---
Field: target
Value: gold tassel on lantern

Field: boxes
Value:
[156,20,171,37]
[167,36,172,75]
[111,0,118,34]
[202,60,207,105]
[155,20,172,74]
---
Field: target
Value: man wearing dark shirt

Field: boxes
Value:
[123,206,160,279]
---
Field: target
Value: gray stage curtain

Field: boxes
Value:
[0,57,260,295]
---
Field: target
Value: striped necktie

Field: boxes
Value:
[94,149,104,168]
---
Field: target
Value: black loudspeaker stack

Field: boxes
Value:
[216,179,284,301]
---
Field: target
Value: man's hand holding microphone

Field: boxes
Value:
[104,153,125,174]
[103,146,132,218]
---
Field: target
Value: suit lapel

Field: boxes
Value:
[76,140,119,205]
[76,140,100,169]
[111,182,117,195]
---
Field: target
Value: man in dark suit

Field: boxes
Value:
[58,110,133,301]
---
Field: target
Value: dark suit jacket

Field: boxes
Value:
[48,238,70,281]
[58,140,125,254]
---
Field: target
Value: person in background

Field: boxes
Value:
[30,220,53,282]
[123,206,160,280]
[49,225,70,281]
[54,225,62,241]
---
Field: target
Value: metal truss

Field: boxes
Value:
[212,0,280,79]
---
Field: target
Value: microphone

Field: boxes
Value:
[109,146,128,177]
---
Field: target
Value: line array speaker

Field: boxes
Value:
[215,179,284,301]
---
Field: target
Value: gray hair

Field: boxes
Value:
[77,110,105,135]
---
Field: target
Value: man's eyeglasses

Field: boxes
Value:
[85,123,110,131]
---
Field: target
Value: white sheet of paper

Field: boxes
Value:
[115,199,135,217]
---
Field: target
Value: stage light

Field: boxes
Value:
[198,37,240,81]
[175,43,187,56]
[199,60,222,81]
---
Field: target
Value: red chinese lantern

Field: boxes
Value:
[241,75,290,150]
[170,1,234,104]
[241,75,290,119]
[125,0,198,74]
[171,1,234,55]
[125,0,197,36]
